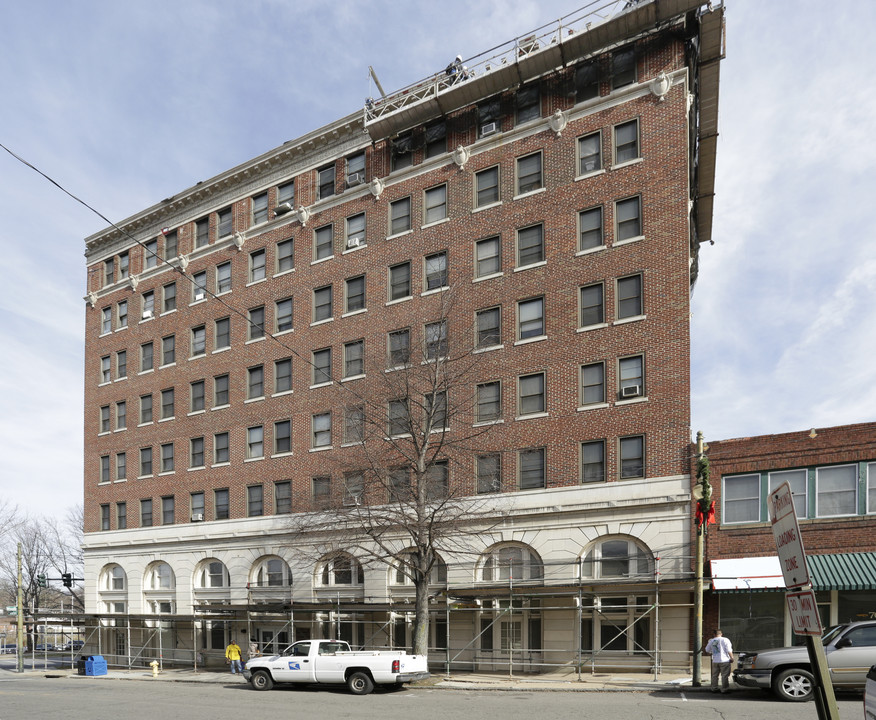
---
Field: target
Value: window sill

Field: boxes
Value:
[274,328,293,337]
[98,381,112,388]
[613,235,645,247]
[310,381,332,390]
[577,323,609,333]
[272,390,293,398]
[189,298,207,307]
[342,308,367,318]
[114,478,127,483]
[246,277,267,288]
[472,201,502,214]
[244,456,265,463]
[614,315,646,326]
[386,229,413,241]
[513,187,546,201]
[158,471,175,477]
[246,336,266,344]
[575,168,606,182]
[515,412,548,421]
[189,353,206,361]
[341,374,365,383]
[611,157,643,171]
[342,242,367,254]
[421,286,449,297]
[211,462,231,468]
[386,296,412,306]
[137,422,153,428]
[158,416,175,423]
[98,480,111,486]
[513,260,546,273]
[159,362,176,370]
[311,255,334,266]
[576,245,606,257]
[187,466,206,472]
[473,419,504,428]
[310,317,334,327]
[271,451,293,459]
[578,403,609,412]
[160,308,177,317]
[137,475,153,480]
[421,217,450,230]
[212,404,230,411]
[138,369,155,375]
[115,325,128,333]
[98,431,111,437]
[244,396,265,404]
[114,427,127,433]
[99,331,112,338]
[514,335,547,346]
[616,396,648,405]
[212,346,231,355]
[113,376,127,383]
[309,446,334,453]
[474,344,504,354]
[474,271,503,283]
[273,268,295,279]
[215,289,232,297]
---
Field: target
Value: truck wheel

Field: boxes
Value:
[773,668,814,702]
[347,671,375,695]
[250,670,274,691]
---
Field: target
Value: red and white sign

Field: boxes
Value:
[768,482,811,589]
[786,588,822,635]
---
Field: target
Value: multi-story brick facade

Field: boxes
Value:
[82,1,724,672]
[697,422,876,653]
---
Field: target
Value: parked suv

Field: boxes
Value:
[734,620,876,701]
[865,665,876,720]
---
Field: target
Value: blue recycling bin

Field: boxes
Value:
[84,655,107,676]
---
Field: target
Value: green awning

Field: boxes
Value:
[809,552,876,592]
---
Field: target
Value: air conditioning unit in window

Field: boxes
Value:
[346,237,363,249]
[621,385,642,398]
[194,290,205,301]
[346,172,364,188]
[141,310,153,320]
[191,513,204,522]
[480,122,498,137]
[274,202,293,216]
[343,495,361,507]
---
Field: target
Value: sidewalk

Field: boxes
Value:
[17,665,718,693]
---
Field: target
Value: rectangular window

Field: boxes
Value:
[425,121,447,158]
[388,329,410,367]
[161,335,175,365]
[141,291,154,320]
[618,355,644,398]
[247,365,264,399]
[214,432,229,464]
[579,207,603,251]
[104,258,114,286]
[160,388,175,419]
[191,492,205,517]
[516,153,542,195]
[312,412,331,448]
[100,356,111,384]
[816,464,857,517]
[117,300,128,329]
[612,47,636,89]
[252,193,268,225]
[276,297,293,332]
[312,477,331,507]
[389,467,410,503]
[117,501,127,529]
[619,435,645,479]
[248,485,264,517]
[575,61,599,102]
[195,217,209,248]
[344,405,364,444]
[163,230,178,259]
[218,206,233,237]
[723,474,762,524]
[275,358,292,394]
[118,251,129,279]
[100,504,110,530]
[869,462,876,514]
[161,496,175,525]
[344,473,364,506]
[475,236,501,277]
[160,442,174,473]
[477,454,501,494]
[277,238,294,273]
[275,481,292,514]
[476,307,501,348]
[390,197,411,235]
[581,440,605,483]
[426,391,448,431]
[516,84,540,124]
[191,325,206,356]
[475,166,500,207]
[425,460,449,499]
[476,381,501,423]
[518,373,545,416]
[345,275,365,312]
[580,363,605,406]
[318,164,336,199]
[617,274,643,319]
[116,350,127,379]
[313,285,332,322]
[424,251,448,291]
[580,283,604,327]
[278,180,295,206]
[139,447,153,476]
[190,437,205,468]
[578,131,602,175]
[519,448,545,489]
[312,348,332,385]
[250,249,266,283]
[247,426,264,459]
[389,262,411,300]
[248,306,265,340]
[517,224,544,267]
[116,400,126,430]
[100,455,110,483]
[391,133,413,170]
[192,271,207,301]
[101,307,112,334]
[388,399,410,437]
[274,420,292,454]
[214,489,229,520]
[140,499,153,527]
[139,394,153,424]
[214,317,230,350]
[140,342,153,372]
[116,452,126,480]
[314,224,334,260]
[424,185,447,224]
[425,320,447,359]
[768,469,808,518]
[616,196,642,241]
[346,152,365,186]
[478,97,500,137]
[144,239,158,269]
[100,405,110,433]
[614,119,639,164]
[344,340,364,378]
[216,262,231,293]
[214,374,229,407]
[163,282,176,313]
[346,213,366,249]
[517,297,544,340]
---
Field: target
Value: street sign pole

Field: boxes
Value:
[768,482,839,720]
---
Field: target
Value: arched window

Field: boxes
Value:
[580,537,652,579]
[480,544,543,582]
[319,554,363,586]
[101,564,127,591]
[252,556,291,588]
[145,562,175,590]
[391,552,447,586]
[197,559,230,588]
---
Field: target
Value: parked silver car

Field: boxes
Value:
[734,620,876,702]
[864,665,876,720]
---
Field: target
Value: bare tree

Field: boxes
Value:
[43,505,84,611]
[289,289,508,655]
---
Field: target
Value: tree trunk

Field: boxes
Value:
[412,577,430,656]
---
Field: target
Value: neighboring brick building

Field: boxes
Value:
[81,1,724,671]
[698,423,876,653]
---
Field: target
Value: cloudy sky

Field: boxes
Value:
[1,1,874,520]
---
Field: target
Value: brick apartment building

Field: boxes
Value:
[698,423,876,653]
[81,1,724,672]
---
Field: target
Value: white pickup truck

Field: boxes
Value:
[243,639,430,695]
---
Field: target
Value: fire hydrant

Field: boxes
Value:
[150,660,160,677]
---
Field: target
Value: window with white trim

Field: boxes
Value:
[481,544,543,582]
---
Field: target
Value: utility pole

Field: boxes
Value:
[692,431,710,686]
[16,543,24,673]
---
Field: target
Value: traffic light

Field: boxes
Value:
[37,574,47,588]
[61,573,72,588]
